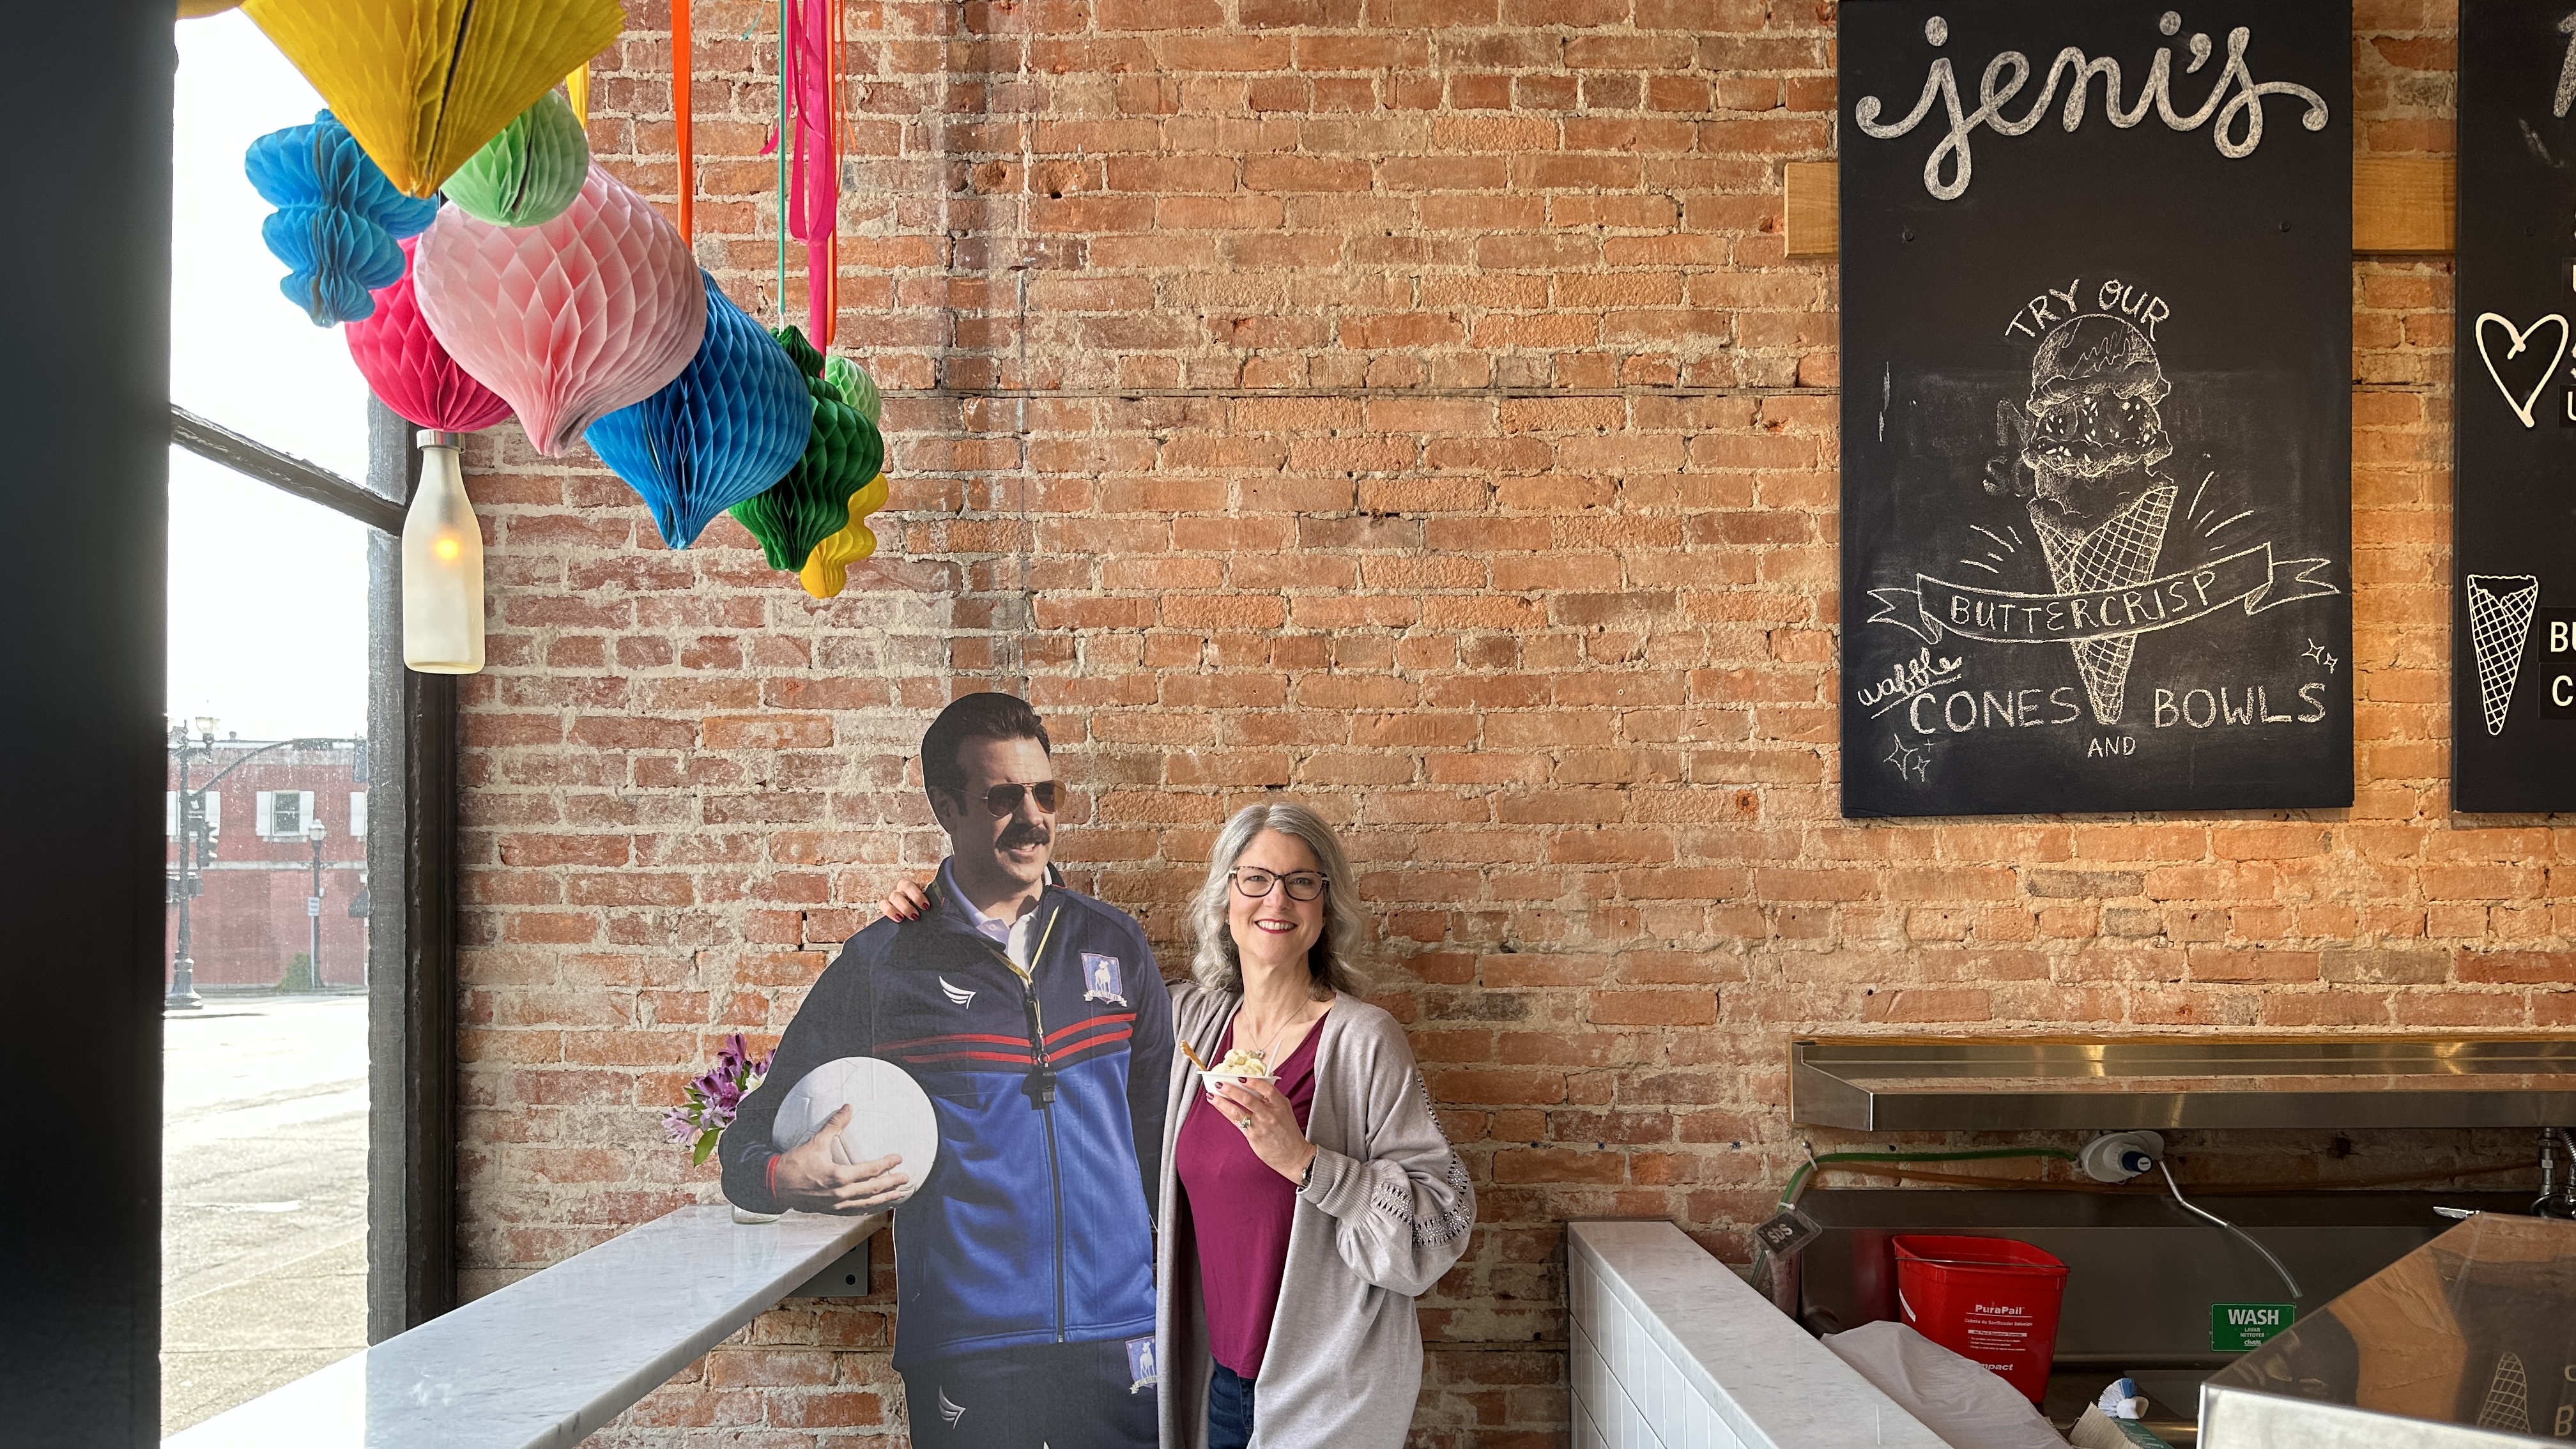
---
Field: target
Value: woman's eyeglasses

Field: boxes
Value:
[945,781,1060,816]
[1231,868,1328,901]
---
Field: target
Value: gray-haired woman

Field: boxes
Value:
[1160,801,1474,1449]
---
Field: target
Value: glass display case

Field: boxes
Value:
[2202,1213,2576,1446]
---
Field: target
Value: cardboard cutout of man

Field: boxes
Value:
[722,693,1172,1449]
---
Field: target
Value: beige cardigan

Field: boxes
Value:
[1154,985,1475,1449]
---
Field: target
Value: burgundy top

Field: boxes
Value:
[1174,1015,1322,1380]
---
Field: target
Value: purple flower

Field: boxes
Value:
[714,1032,749,1077]
[713,1032,757,1082]
[660,1032,772,1161]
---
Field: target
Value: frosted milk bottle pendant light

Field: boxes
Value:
[402,431,483,673]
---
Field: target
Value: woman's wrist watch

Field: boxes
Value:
[1296,1150,1318,1192]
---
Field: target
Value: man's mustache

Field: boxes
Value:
[997,822,1052,850]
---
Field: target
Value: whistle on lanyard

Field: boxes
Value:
[1022,994,1058,1107]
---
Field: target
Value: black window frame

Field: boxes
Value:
[0,13,457,1436]
[171,400,463,1344]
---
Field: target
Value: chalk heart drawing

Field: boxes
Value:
[2475,311,2568,429]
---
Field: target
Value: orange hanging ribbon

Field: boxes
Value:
[673,0,693,242]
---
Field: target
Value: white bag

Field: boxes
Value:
[1821,1320,2069,1449]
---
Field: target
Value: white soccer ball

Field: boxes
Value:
[771,1056,940,1206]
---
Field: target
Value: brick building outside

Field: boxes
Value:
[165,739,369,992]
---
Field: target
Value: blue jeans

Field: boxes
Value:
[1208,1361,1256,1449]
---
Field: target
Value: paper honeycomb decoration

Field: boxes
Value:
[799,473,889,599]
[240,0,623,199]
[441,89,590,229]
[586,272,811,549]
[824,355,882,426]
[732,327,885,572]
[414,164,707,457]
[245,111,440,326]
[797,356,891,597]
[344,239,512,434]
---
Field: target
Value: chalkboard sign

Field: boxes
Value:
[2454,1,2576,812]
[1838,0,2354,818]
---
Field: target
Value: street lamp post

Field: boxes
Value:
[165,717,219,1011]
[305,819,328,990]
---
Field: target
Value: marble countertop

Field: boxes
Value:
[168,1205,885,1449]
[1570,1220,1952,1449]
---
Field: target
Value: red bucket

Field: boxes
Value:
[1890,1234,2069,1402]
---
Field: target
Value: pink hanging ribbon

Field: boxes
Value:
[785,0,838,344]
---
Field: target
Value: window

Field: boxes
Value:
[255,789,314,840]
[159,11,457,1437]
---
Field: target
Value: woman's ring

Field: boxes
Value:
[1238,1116,1253,1128]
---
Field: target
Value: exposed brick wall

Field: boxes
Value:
[454,0,2564,1444]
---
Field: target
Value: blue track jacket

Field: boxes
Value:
[722,878,1173,1370]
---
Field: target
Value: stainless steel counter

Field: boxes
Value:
[1795,1189,2527,1361]
[1795,1190,2536,1448]
[2200,1386,2544,1448]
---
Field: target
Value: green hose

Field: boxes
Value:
[1743,1147,2084,1291]
[1778,1147,2080,1209]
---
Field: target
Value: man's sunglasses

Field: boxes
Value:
[1230,868,1328,901]
[941,780,1060,816]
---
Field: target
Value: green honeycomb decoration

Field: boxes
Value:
[732,326,886,571]
[440,90,590,228]
[824,355,882,425]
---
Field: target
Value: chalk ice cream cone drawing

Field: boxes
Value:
[1988,314,2178,726]
[2476,1351,2531,1434]
[2030,483,2177,725]
[2464,574,2540,737]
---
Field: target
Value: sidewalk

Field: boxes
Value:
[162,994,368,1436]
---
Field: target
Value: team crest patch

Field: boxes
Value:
[1124,1334,1158,1394]
[1082,953,1127,1006]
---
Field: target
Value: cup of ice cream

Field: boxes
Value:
[1199,1044,1276,1096]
